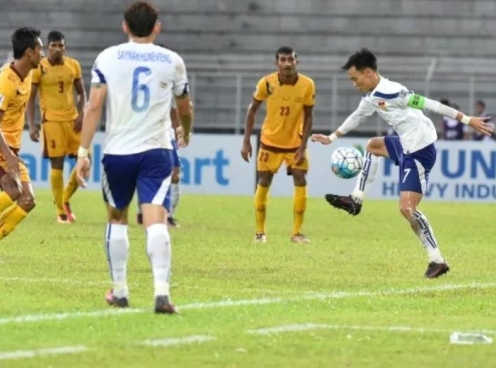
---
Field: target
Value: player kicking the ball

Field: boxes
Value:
[75,1,193,313]
[312,48,493,278]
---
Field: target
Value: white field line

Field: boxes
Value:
[0,282,494,326]
[141,335,215,347]
[0,276,278,294]
[0,345,88,360]
[246,323,496,336]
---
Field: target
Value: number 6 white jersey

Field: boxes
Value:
[91,41,189,155]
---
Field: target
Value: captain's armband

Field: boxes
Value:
[406,93,426,110]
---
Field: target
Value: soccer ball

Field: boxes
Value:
[330,146,363,179]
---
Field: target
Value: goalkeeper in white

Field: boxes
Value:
[312,48,493,279]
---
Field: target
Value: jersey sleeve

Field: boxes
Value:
[303,79,316,107]
[74,60,82,80]
[31,66,41,84]
[172,54,189,97]
[336,98,375,134]
[0,77,16,112]
[253,77,268,101]
[90,51,107,85]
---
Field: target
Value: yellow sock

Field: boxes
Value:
[292,186,307,235]
[0,192,14,214]
[0,205,27,240]
[0,204,16,222]
[63,167,79,204]
[50,169,64,215]
[254,184,270,234]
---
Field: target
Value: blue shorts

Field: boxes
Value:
[172,140,181,168]
[384,136,436,194]
[102,148,174,210]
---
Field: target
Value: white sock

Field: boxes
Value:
[146,223,172,297]
[105,223,129,298]
[409,210,444,263]
[169,183,180,218]
[351,151,380,202]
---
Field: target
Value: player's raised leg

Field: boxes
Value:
[325,137,385,215]
[137,149,177,314]
[63,127,85,222]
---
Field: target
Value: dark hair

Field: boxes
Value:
[275,46,296,60]
[11,27,41,59]
[440,99,450,106]
[476,100,486,108]
[47,30,65,43]
[124,1,158,38]
[342,48,377,71]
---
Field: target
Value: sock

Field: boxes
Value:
[409,210,444,263]
[292,185,307,235]
[254,184,270,234]
[105,223,130,298]
[63,168,79,204]
[169,183,180,218]
[0,205,27,240]
[50,169,64,215]
[0,204,16,222]
[0,192,14,214]
[146,223,171,297]
[351,151,380,203]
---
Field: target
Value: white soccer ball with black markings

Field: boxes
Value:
[330,146,363,179]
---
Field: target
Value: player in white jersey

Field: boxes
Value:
[75,1,193,314]
[312,48,492,279]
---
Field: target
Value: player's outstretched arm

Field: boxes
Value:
[311,100,373,145]
[407,93,494,137]
[26,84,39,142]
[241,98,262,162]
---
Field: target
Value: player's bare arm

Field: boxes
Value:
[406,93,494,136]
[241,98,262,162]
[0,110,21,178]
[295,105,313,165]
[73,77,87,133]
[26,83,39,142]
[75,82,107,187]
[175,95,193,146]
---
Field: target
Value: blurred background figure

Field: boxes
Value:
[439,99,471,140]
[472,100,494,141]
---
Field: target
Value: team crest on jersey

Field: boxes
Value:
[294,96,302,103]
[378,101,388,111]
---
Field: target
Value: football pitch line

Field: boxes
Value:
[0,281,494,326]
[2,321,494,361]
[246,323,496,337]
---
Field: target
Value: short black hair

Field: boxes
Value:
[124,1,158,38]
[342,48,378,71]
[47,30,65,43]
[275,46,296,60]
[476,100,486,108]
[11,27,41,59]
[440,99,450,106]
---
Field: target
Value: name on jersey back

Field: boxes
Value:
[117,50,171,63]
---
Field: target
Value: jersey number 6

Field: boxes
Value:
[131,66,152,113]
